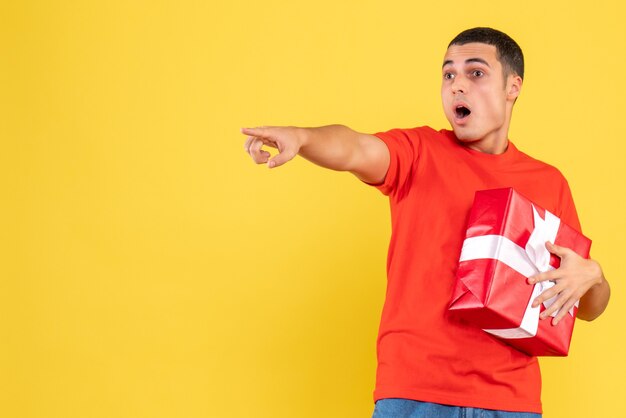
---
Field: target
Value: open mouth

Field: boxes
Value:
[455,105,471,119]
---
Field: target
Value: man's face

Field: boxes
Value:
[441,42,521,148]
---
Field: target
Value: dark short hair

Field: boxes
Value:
[448,27,524,80]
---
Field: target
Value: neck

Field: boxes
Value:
[465,134,509,154]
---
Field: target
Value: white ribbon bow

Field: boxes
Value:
[458,205,576,339]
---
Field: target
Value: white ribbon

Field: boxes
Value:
[458,205,576,339]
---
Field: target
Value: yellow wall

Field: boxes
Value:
[2,1,624,417]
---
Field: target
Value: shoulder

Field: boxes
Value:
[513,146,569,182]
[373,125,438,137]
[512,145,578,221]
[372,125,446,147]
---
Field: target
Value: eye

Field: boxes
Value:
[443,72,455,80]
[471,70,484,77]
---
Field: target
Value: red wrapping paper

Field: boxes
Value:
[448,188,592,356]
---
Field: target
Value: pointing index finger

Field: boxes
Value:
[241,126,271,138]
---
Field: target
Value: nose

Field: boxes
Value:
[451,75,467,94]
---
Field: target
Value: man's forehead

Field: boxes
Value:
[442,43,499,67]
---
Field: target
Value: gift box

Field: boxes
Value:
[448,188,592,356]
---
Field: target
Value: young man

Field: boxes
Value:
[241,28,610,418]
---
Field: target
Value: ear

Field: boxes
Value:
[507,75,523,101]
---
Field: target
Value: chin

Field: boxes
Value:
[451,127,480,142]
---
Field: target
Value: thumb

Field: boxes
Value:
[545,241,570,257]
[268,148,297,169]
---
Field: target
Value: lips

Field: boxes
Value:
[452,102,472,124]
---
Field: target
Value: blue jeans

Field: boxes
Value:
[372,399,542,418]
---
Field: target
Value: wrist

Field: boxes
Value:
[295,127,310,151]
[589,259,604,287]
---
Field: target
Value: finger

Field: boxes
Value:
[249,138,270,164]
[539,288,572,319]
[245,136,257,159]
[268,148,296,168]
[552,296,578,325]
[262,139,279,149]
[245,136,273,153]
[528,269,559,284]
[252,139,270,164]
[241,126,272,139]
[532,284,563,308]
[244,136,253,153]
[545,241,572,258]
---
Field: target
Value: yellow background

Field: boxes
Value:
[2,1,624,417]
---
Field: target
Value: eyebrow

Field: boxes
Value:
[442,58,491,68]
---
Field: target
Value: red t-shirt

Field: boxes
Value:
[364,126,582,413]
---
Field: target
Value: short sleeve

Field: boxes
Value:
[361,127,422,196]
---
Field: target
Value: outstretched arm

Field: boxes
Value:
[241,125,390,185]
[528,241,610,325]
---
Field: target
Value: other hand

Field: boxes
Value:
[528,241,603,325]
